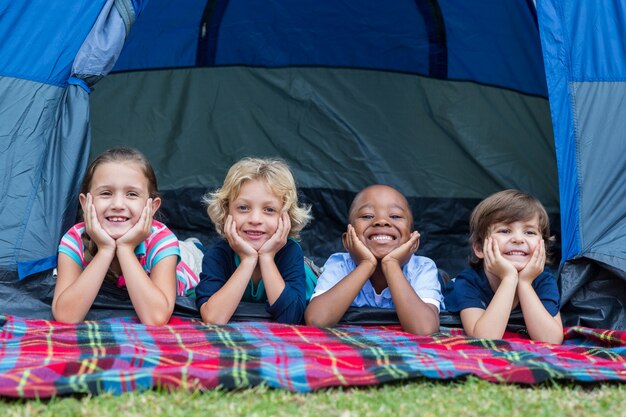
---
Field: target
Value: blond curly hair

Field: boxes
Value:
[203,157,312,239]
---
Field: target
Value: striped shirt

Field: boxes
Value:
[58,220,199,296]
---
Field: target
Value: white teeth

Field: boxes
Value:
[507,251,527,256]
[107,217,127,223]
[371,235,393,241]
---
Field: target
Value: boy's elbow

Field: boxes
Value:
[536,332,564,345]
[305,306,336,328]
[402,321,440,336]
[199,303,229,325]
[305,315,326,327]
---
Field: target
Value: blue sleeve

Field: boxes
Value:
[443,268,490,313]
[266,240,306,324]
[405,256,443,310]
[194,241,233,310]
[311,253,350,298]
[532,269,561,317]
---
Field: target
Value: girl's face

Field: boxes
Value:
[228,179,283,251]
[80,161,160,240]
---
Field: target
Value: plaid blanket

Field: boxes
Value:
[1,314,625,398]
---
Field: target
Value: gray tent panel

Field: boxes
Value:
[0,77,90,273]
[573,81,626,268]
[90,67,558,210]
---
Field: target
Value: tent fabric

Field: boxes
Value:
[0,78,89,272]
[2,315,626,398]
[72,0,132,86]
[537,1,626,328]
[115,0,548,96]
[0,0,624,329]
[0,0,107,87]
[89,67,557,274]
[0,0,147,276]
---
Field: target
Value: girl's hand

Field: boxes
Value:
[343,224,377,268]
[382,231,420,267]
[117,198,154,250]
[259,211,290,257]
[224,214,257,260]
[81,193,116,251]
[483,237,518,282]
[518,239,545,284]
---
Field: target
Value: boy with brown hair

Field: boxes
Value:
[444,189,563,343]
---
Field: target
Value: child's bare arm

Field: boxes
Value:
[382,232,439,335]
[52,251,114,323]
[257,212,290,304]
[461,278,517,338]
[119,251,177,325]
[53,197,116,323]
[200,216,258,325]
[305,261,375,327]
[116,200,177,325]
[200,257,257,324]
[383,261,440,335]
[305,225,376,327]
[462,238,518,339]
[517,242,564,343]
[517,283,563,343]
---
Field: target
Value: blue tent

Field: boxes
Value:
[1,0,624,328]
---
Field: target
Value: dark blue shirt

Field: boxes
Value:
[195,239,306,324]
[443,266,560,316]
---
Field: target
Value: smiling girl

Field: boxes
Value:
[196,157,312,324]
[53,147,197,325]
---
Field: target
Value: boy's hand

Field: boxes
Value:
[343,224,377,268]
[81,193,116,251]
[518,239,545,285]
[117,198,153,250]
[224,214,258,261]
[483,237,518,282]
[382,231,420,267]
[258,211,290,258]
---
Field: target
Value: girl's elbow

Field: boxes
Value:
[52,307,84,324]
[139,307,174,326]
[53,314,82,324]
[140,313,171,326]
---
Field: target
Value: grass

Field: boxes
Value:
[2,377,626,417]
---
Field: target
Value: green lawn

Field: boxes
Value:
[2,377,625,417]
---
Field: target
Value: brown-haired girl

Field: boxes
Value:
[53,147,197,324]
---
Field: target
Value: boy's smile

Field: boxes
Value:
[228,179,283,251]
[475,216,542,271]
[349,185,413,260]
